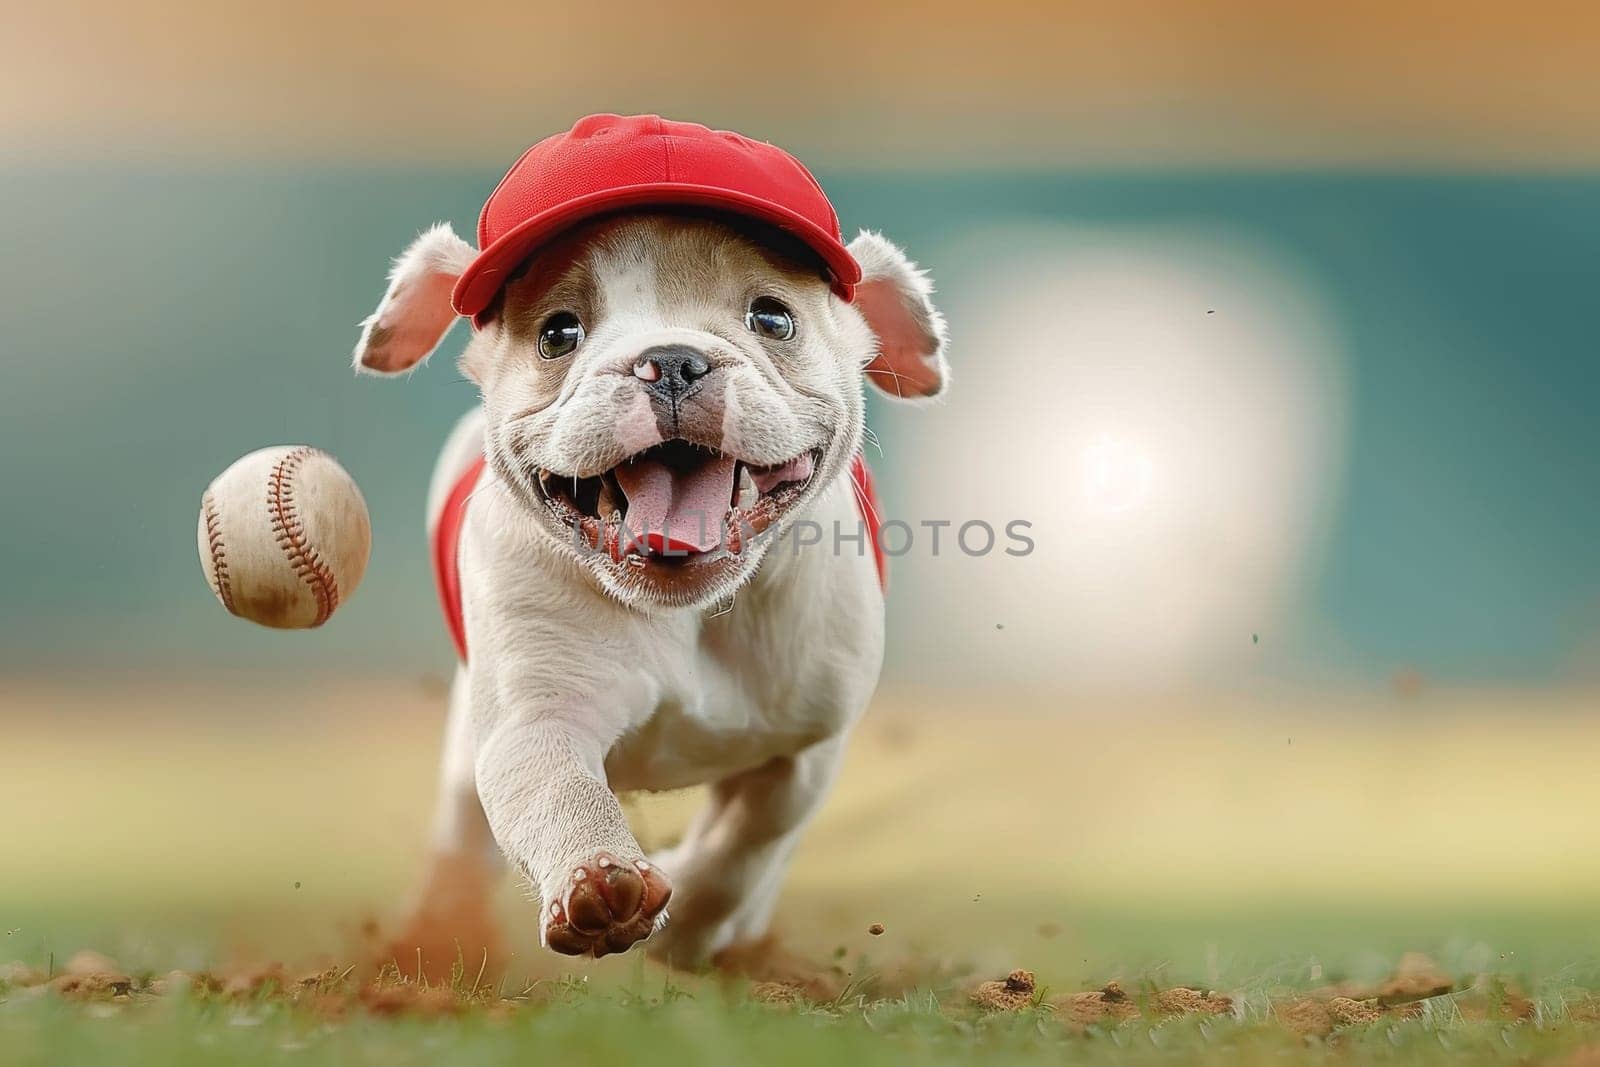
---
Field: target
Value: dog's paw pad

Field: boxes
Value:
[544,853,672,958]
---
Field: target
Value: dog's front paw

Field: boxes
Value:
[544,853,672,958]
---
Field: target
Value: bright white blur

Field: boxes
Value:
[876,224,1348,689]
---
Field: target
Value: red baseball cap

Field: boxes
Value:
[452,114,862,325]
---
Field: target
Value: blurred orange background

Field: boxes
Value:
[10,1,1600,167]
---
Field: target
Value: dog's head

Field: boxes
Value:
[354,211,946,609]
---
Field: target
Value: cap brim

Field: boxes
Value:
[452,183,862,326]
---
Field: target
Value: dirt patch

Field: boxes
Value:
[1046,981,1231,1028]
[1276,996,1386,1036]
[969,971,1235,1027]
[1276,951,1462,1034]
[748,981,806,1006]
[1273,961,1537,1036]
[43,949,134,1001]
[712,935,846,1002]
[1153,986,1233,1017]
[359,983,466,1018]
[1052,981,1141,1026]
[6,948,504,1020]
[1310,952,1454,1005]
[4,945,1565,1038]
[972,969,1038,1012]
[380,849,504,985]
[51,972,135,1001]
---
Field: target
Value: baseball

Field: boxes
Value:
[198,446,371,629]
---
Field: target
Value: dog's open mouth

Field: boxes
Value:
[533,440,819,564]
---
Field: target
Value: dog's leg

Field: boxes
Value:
[647,736,846,967]
[428,669,500,860]
[474,709,672,958]
[388,669,504,981]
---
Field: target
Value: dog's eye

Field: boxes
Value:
[537,312,585,359]
[745,297,796,341]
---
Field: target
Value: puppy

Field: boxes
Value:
[352,117,948,967]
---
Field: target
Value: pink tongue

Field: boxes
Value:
[615,455,737,554]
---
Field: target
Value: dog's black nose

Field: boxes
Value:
[634,345,712,400]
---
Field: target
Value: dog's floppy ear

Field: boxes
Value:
[352,223,476,376]
[848,231,949,401]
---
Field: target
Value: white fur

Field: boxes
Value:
[447,462,882,960]
[377,214,940,965]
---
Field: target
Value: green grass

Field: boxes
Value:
[5,965,1600,1067]
[5,911,1600,1067]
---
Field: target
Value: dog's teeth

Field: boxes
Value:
[596,476,622,518]
[736,464,758,509]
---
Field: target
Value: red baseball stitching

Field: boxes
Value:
[268,446,340,627]
[201,488,236,614]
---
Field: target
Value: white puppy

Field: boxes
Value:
[354,210,947,966]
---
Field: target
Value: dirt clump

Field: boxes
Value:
[749,981,807,1006]
[1153,986,1233,1017]
[46,950,135,1000]
[1047,981,1231,1028]
[1311,952,1453,1005]
[1292,950,1456,1031]
[1052,981,1141,1027]
[1327,996,1386,1027]
[1277,995,1388,1036]
[51,971,135,1000]
[972,969,1038,1012]
[23,942,507,1021]
[1275,998,1332,1037]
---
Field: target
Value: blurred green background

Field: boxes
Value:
[3,171,1597,684]
[3,1,1599,688]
